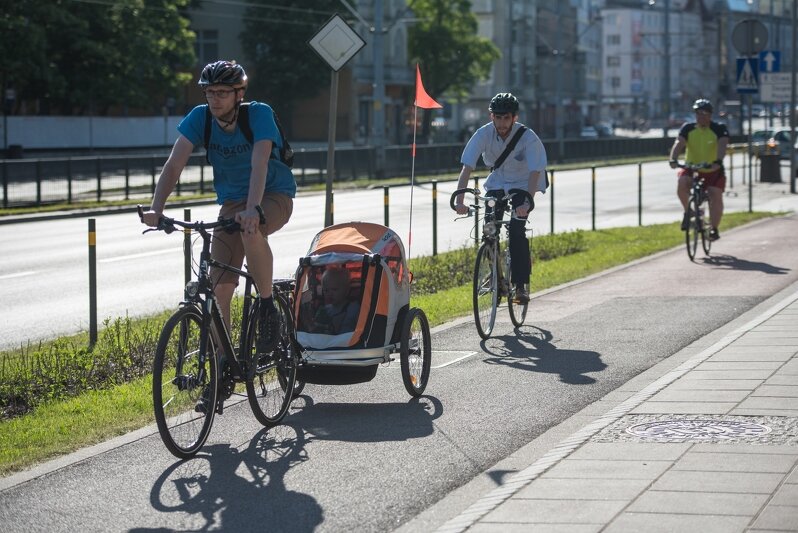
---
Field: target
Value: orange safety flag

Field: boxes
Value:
[415,64,442,109]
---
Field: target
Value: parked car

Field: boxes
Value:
[579,126,599,139]
[770,130,792,159]
[595,123,615,137]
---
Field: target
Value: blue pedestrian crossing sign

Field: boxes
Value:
[736,57,759,93]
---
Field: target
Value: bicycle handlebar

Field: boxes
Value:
[672,161,712,172]
[449,188,535,214]
[137,205,240,234]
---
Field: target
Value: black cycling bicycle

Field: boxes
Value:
[676,162,713,261]
[139,206,298,459]
[450,188,535,339]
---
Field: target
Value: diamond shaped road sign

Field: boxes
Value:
[308,14,366,72]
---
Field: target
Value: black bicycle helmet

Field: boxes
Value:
[692,98,713,113]
[198,60,248,88]
[489,92,520,114]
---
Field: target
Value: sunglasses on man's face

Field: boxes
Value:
[492,113,512,120]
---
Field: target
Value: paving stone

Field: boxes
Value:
[709,352,795,362]
[766,375,798,386]
[691,443,798,455]
[733,337,798,346]
[470,524,601,533]
[752,385,798,397]
[651,470,784,493]
[687,370,777,380]
[626,490,768,515]
[713,345,796,354]
[648,389,751,403]
[568,442,690,461]
[695,361,783,371]
[674,452,797,473]
[540,459,673,480]
[730,408,798,417]
[604,512,751,533]
[744,331,798,338]
[485,498,628,524]
[770,483,798,506]
[515,477,651,500]
[630,402,735,415]
[669,379,764,390]
[738,397,798,410]
[750,505,798,530]
[782,360,798,374]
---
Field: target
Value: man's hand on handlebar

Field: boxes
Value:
[236,206,262,235]
[454,198,470,216]
[669,159,679,169]
[139,206,163,228]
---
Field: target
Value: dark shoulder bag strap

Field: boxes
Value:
[490,126,527,171]
[203,105,212,165]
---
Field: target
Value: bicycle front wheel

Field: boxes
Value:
[473,242,498,339]
[700,201,712,255]
[685,194,699,261]
[246,294,297,427]
[502,244,528,327]
[153,305,218,459]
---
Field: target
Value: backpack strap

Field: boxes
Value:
[491,125,527,171]
[203,103,254,165]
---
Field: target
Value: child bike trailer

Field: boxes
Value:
[293,221,431,396]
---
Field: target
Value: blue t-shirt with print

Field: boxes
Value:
[178,101,296,203]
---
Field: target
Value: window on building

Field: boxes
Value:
[607,34,620,45]
[611,77,621,88]
[607,56,621,67]
[195,30,218,66]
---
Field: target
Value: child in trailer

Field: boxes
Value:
[312,267,360,335]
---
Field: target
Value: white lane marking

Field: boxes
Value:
[100,247,181,263]
[0,270,38,281]
[380,351,478,369]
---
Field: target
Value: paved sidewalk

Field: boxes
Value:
[438,287,798,532]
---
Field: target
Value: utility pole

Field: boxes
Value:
[373,0,386,178]
[662,0,671,138]
[791,0,797,193]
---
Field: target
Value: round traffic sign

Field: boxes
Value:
[732,19,768,56]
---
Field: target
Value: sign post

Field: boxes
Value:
[732,19,768,209]
[309,14,366,227]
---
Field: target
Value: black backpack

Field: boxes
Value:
[203,103,294,167]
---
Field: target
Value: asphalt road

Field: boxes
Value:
[1,214,796,532]
[1,154,793,351]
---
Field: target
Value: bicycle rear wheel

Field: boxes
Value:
[246,294,297,427]
[503,244,528,327]
[153,305,218,459]
[685,195,699,261]
[473,242,498,339]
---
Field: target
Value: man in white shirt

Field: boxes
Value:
[454,92,548,302]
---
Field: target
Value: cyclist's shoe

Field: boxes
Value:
[514,284,529,303]
[709,228,720,241]
[257,299,281,354]
[194,384,212,414]
[680,210,691,231]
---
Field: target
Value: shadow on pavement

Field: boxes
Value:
[701,254,791,274]
[481,326,607,385]
[140,425,321,533]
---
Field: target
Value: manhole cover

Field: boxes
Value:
[626,419,772,441]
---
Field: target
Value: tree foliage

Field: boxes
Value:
[0,0,196,115]
[239,0,338,121]
[407,0,500,136]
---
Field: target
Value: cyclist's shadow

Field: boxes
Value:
[700,254,790,274]
[482,325,606,385]
[140,424,322,533]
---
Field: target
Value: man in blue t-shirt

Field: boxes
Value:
[142,60,295,364]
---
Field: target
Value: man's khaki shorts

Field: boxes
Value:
[210,192,293,286]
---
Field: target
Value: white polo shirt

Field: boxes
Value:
[460,122,548,193]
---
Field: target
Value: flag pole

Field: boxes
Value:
[408,104,418,260]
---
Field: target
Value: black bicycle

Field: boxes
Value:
[139,206,298,459]
[450,188,535,339]
[677,162,713,261]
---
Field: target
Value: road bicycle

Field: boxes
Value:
[139,207,298,459]
[450,188,535,339]
[677,162,713,261]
